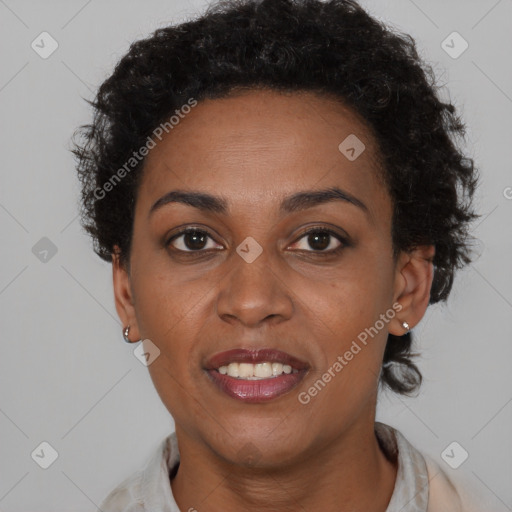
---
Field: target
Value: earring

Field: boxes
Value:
[402,321,410,332]
[123,325,132,343]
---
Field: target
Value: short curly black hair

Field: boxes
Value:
[72,0,479,396]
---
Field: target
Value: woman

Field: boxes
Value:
[72,0,493,510]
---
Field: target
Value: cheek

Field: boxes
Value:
[298,279,389,433]
[303,253,394,396]
[310,286,388,380]
[132,270,211,422]
[131,257,204,339]
[146,359,215,435]
[313,257,393,334]
[130,262,222,388]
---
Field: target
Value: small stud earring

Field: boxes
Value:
[402,321,410,331]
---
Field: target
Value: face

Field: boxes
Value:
[113,89,432,468]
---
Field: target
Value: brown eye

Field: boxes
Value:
[305,231,332,251]
[290,228,348,254]
[167,229,222,252]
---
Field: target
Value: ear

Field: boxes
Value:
[112,246,141,342]
[389,245,435,336]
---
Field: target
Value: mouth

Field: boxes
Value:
[204,348,309,403]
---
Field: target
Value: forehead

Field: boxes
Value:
[138,89,388,217]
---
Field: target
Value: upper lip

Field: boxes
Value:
[205,348,309,371]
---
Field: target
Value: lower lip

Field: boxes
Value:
[206,369,307,403]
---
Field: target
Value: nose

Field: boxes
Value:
[215,247,294,328]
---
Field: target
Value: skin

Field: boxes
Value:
[113,88,435,512]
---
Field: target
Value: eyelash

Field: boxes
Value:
[166,226,350,257]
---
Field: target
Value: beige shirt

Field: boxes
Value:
[99,422,498,511]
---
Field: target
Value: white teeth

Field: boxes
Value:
[238,363,253,378]
[217,361,299,379]
[254,362,273,378]
[271,362,283,376]
[227,362,239,377]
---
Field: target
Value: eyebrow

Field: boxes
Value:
[148,186,369,218]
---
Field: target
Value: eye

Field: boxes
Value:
[290,228,348,254]
[166,226,349,256]
[167,228,223,252]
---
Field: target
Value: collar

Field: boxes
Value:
[100,422,430,511]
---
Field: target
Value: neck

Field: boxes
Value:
[171,418,397,512]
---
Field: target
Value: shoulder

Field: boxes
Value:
[98,468,145,512]
[99,433,179,512]
[377,423,501,512]
[424,455,502,512]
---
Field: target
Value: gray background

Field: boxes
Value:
[0,0,511,510]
